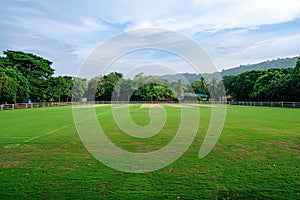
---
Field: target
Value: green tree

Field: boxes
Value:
[73,77,88,101]
[95,72,123,101]
[174,79,185,101]
[0,72,17,104]
[224,70,264,101]
[132,83,175,101]
[250,70,290,101]
[60,76,74,102]
[48,76,74,102]
[0,67,30,102]
[3,50,54,101]
[133,73,150,88]
[208,77,219,100]
[224,68,298,101]
[85,76,102,101]
[289,57,300,101]
[190,76,209,100]
[119,79,135,101]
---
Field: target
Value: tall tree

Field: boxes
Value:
[73,77,88,101]
[250,70,290,101]
[290,56,300,101]
[3,50,54,101]
[133,73,150,88]
[208,77,219,100]
[190,76,209,100]
[174,79,185,101]
[199,76,209,95]
[85,76,102,101]
[132,83,175,101]
[224,70,265,101]
[224,68,298,101]
[0,67,30,103]
[119,79,135,101]
[0,72,17,104]
[48,76,74,102]
[95,72,123,101]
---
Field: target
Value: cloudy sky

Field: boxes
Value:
[1,0,300,77]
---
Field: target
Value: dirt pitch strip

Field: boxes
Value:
[139,104,163,108]
[188,104,217,108]
[73,104,110,108]
[165,104,194,108]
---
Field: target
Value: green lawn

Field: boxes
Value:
[0,105,299,199]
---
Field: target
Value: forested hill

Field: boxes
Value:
[219,56,298,77]
[159,56,298,83]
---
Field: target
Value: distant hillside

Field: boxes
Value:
[157,56,298,83]
[219,56,298,77]
[157,73,200,84]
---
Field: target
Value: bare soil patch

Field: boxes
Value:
[165,104,193,108]
[139,104,163,108]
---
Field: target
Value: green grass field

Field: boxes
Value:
[0,105,299,199]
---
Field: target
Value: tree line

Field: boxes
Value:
[0,50,87,104]
[223,57,300,101]
[0,50,299,104]
[85,72,222,102]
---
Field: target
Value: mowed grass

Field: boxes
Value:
[0,105,299,199]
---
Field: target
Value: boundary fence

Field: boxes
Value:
[224,101,300,108]
[0,101,299,111]
[96,100,300,108]
[0,102,74,110]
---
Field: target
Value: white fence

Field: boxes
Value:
[225,101,300,108]
[0,101,299,111]
[98,101,300,108]
[14,102,74,109]
[0,102,75,110]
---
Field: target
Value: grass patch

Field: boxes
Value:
[0,105,299,199]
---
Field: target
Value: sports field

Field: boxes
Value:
[0,105,299,199]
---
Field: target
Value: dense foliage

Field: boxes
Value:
[0,50,86,104]
[224,57,300,101]
[93,73,181,101]
[0,50,299,103]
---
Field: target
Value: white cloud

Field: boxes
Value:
[1,0,300,76]
[208,33,300,70]
[121,0,300,34]
[9,16,106,39]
